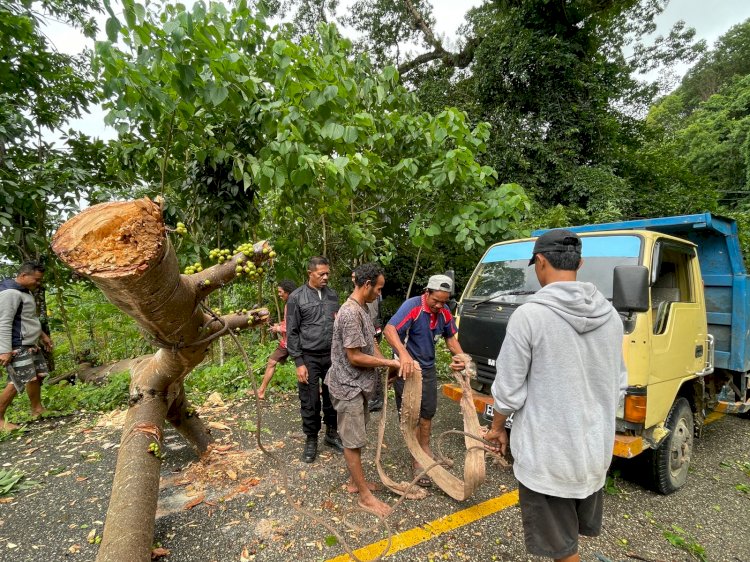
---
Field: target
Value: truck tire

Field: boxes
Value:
[651,397,694,494]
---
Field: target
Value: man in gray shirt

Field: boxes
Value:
[0,262,53,430]
[328,263,400,517]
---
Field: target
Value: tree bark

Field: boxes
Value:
[406,246,422,299]
[52,198,270,562]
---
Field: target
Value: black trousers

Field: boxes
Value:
[298,352,337,437]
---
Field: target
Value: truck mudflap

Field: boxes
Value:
[442,383,671,458]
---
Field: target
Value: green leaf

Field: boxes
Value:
[291,168,314,187]
[345,171,361,189]
[321,122,345,141]
[343,126,358,144]
[122,0,136,28]
[134,3,146,23]
[177,64,196,90]
[209,85,229,106]
[322,85,338,101]
[105,17,121,42]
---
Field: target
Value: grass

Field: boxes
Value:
[604,469,623,495]
[0,468,38,496]
[185,341,298,403]
[5,371,131,423]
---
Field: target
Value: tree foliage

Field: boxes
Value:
[635,19,750,257]
[95,0,529,283]
[0,0,103,263]
[678,18,750,111]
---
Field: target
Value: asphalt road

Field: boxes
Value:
[0,389,748,562]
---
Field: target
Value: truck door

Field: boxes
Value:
[648,242,706,422]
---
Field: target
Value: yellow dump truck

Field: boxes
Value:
[443,213,750,493]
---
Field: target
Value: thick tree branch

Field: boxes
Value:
[191,240,272,298]
[404,0,444,53]
[398,50,447,74]
[212,308,270,334]
[397,36,483,75]
[398,0,483,75]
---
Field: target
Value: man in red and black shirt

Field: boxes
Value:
[255,279,297,400]
[384,275,465,487]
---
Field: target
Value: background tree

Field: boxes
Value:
[0,0,103,263]
[634,19,750,257]
[269,0,706,230]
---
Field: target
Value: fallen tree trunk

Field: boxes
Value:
[52,197,270,562]
[46,355,155,386]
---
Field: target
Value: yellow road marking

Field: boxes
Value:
[325,489,519,562]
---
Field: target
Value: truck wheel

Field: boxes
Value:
[652,397,694,494]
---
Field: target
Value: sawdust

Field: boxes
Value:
[177,443,261,496]
[95,409,128,429]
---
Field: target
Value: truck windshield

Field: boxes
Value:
[463,235,642,301]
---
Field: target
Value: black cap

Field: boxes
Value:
[529,229,582,266]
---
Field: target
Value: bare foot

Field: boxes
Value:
[345,480,381,493]
[357,496,392,517]
[31,408,47,419]
[0,420,20,431]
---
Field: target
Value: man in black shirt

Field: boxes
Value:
[286,256,343,462]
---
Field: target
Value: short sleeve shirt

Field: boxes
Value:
[387,294,457,369]
[327,298,378,401]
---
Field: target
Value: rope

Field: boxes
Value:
[144,304,230,352]
[375,354,507,503]
[224,324,393,562]
[219,316,508,560]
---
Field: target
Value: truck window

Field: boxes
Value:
[652,244,696,334]
[463,235,642,302]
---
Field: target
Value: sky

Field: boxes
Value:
[44,0,750,142]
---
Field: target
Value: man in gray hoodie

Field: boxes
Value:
[485,229,627,562]
[0,262,52,430]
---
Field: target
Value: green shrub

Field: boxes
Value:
[5,371,131,423]
[185,341,298,403]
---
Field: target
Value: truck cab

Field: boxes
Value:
[444,213,750,494]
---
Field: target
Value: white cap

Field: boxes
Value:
[426,274,453,294]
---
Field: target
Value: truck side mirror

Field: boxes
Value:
[613,265,649,313]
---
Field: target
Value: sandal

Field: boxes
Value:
[413,470,432,488]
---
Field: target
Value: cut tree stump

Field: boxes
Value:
[52,197,271,562]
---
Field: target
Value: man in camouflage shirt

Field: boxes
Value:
[327,263,400,517]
